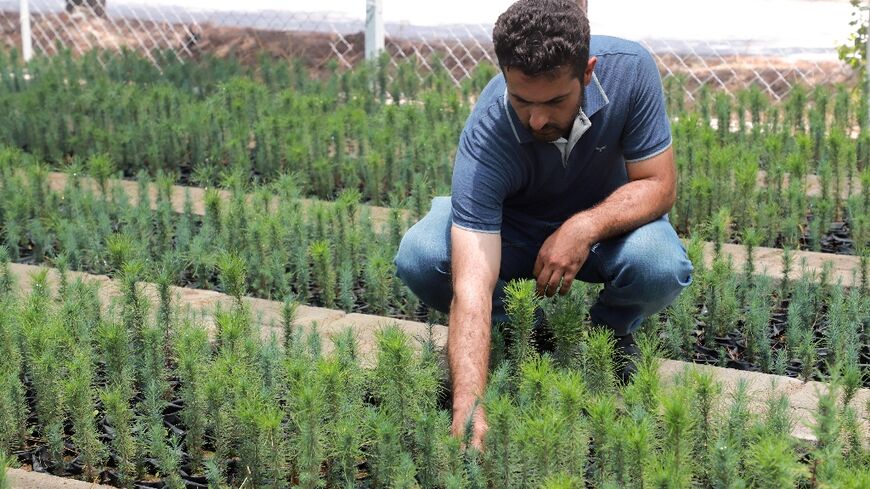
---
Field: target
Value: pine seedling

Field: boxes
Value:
[330,411,365,488]
[664,280,698,360]
[519,405,566,484]
[708,436,745,489]
[174,321,210,471]
[0,370,27,457]
[741,228,761,289]
[710,207,733,257]
[762,387,793,439]
[309,239,337,308]
[540,473,583,489]
[216,252,247,307]
[145,415,185,489]
[337,261,356,312]
[363,249,393,315]
[685,232,706,276]
[29,345,66,471]
[155,264,174,346]
[260,332,285,399]
[551,370,588,480]
[281,294,300,354]
[744,434,807,488]
[516,355,557,408]
[101,385,140,488]
[623,333,663,416]
[841,406,865,468]
[543,282,588,369]
[289,380,325,488]
[584,327,618,396]
[660,386,696,486]
[97,315,133,388]
[779,246,794,297]
[587,394,618,486]
[706,256,740,341]
[368,408,405,488]
[810,383,843,484]
[722,379,751,463]
[65,348,106,481]
[85,153,117,200]
[120,259,148,354]
[306,321,322,358]
[481,393,516,486]
[53,253,70,301]
[214,306,252,357]
[503,279,541,367]
[240,397,287,489]
[624,415,652,489]
[795,328,818,382]
[372,325,439,435]
[744,276,773,370]
[0,451,12,489]
[0,247,13,296]
[392,452,421,489]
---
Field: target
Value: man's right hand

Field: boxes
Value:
[452,401,488,450]
[448,224,500,452]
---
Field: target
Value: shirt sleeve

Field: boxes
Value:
[450,124,515,234]
[621,47,672,162]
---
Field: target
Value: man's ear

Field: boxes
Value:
[583,56,598,86]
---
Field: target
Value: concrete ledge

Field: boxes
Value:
[7,468,116,489]
[659,360,869,442]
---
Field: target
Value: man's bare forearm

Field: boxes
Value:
[571,174,675,245]
[448,296,491,422]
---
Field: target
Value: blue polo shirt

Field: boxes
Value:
[451,35,672,243]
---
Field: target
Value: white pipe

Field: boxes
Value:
[19,0,32,62]
[365,0,384,61]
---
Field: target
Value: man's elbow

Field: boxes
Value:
[665,185,677,211]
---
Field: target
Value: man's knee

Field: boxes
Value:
[609,222,693,301]
[394,226,432,285]
[395,196,452,282]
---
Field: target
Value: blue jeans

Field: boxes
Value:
[394,197,693,337]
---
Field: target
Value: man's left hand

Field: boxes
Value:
[533,216,596,297]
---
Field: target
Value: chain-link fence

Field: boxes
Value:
[0,0,859,100]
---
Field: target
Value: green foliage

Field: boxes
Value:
[503,279,542,366]
[838,0,869,76]
[744,435,806,488]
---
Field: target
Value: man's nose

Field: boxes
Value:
[529,108,549,131]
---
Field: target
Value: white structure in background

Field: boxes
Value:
[19,0,31,61]
[365,0,383,60]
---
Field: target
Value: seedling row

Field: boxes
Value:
[0,154,867,388]
[0,49,867,256]
[0,257,868,488]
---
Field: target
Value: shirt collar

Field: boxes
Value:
[503,71,610,145]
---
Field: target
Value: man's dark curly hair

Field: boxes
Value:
[492,0,590,79]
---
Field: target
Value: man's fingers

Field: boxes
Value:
[533,254,543,278]
[535,266,551,296]
[547,274,562,297]
[558,272,575,295]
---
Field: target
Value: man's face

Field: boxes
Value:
[504,59,596,143]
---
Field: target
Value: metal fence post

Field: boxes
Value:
[19,0,33,62]
[365,0,384,61]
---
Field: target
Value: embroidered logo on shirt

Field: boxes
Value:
[595,145,607,152]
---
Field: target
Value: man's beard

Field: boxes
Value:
[530,94,585,143]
